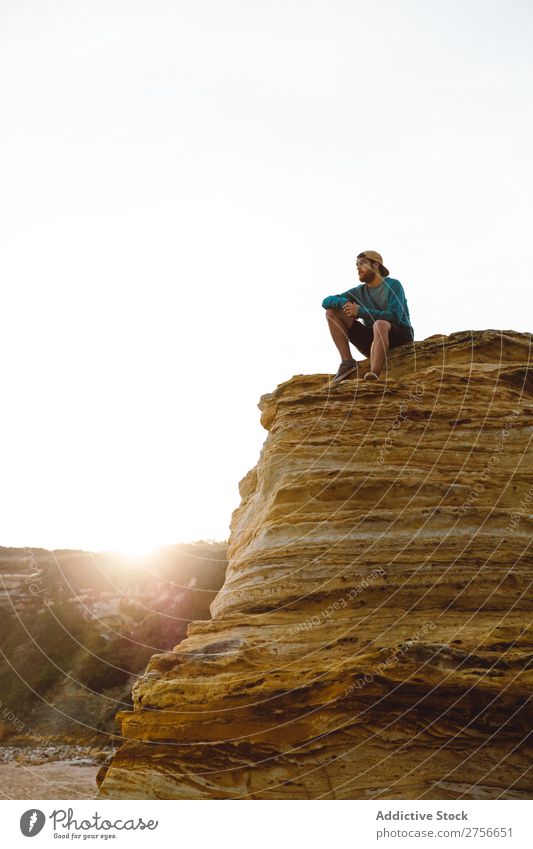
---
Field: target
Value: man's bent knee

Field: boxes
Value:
[373,319,391,333]
[326,308,352,328]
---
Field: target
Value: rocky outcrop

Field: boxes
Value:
[98,330,533,800]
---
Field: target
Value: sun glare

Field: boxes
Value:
[114,542,162,562]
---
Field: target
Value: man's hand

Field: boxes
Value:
[343,302,358,318]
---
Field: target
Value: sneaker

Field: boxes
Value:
[332,359,358,383]
[363,371,380,381]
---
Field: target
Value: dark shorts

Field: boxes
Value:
[347,320,414,358]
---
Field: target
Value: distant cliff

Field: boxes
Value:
[98,331,533,800]
[0,543,227,746]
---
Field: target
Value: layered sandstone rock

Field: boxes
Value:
[98,330,533,800]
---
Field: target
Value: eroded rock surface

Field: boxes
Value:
[98,330,533,799]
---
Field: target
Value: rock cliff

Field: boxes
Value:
[98,330,533,800]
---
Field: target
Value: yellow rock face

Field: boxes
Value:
[98,330,533,800]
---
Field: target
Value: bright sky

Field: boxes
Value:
[1,0,532,551]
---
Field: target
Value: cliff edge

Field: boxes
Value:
[98,330,533,800]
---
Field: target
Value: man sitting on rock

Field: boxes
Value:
[322,250,414,383]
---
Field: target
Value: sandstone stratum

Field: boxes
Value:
[98,330,533,800]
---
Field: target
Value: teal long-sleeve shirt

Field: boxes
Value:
[322,277,414,338]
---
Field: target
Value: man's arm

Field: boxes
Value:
[322,287,358,310]
[355,279,409,326]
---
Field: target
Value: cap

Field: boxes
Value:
[358,250,389,278]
